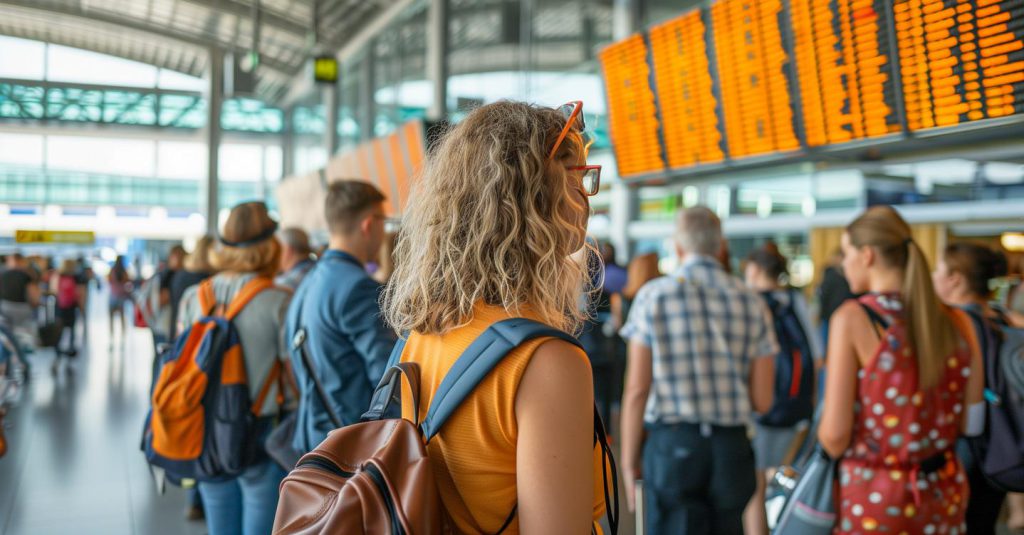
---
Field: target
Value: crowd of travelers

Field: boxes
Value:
[0,253,100,377]
[5,100,1024,535]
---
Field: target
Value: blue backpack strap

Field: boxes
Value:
[386,336,408,368]
[420,318,581,441]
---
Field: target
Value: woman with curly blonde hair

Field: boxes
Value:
[382,100,609,534]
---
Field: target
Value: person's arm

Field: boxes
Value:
[817,301,862,458]
[340,277,398,385]
[515,339,595,535]
[1006,309,1024,329]
[951,309,985,434]
[749,355,775,414]
[749,298,779,414]
[620,339,651,513]
[610,293,623,331]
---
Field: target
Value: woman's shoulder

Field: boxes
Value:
[526,338,591,384]
[830,297,869,323]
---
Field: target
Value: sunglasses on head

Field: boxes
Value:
[548,101,601,196]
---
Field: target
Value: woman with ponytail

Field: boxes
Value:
[818,206,984,533]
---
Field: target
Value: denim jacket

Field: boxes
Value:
[284,250,396,453]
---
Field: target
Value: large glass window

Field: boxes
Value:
[157,141,207,180]
[0,36,45,80]
[0,132,44,166]
[220,144,264,181]
[339,51,366,150]
[264,146,284,182]
[47,44,159,87]
[372,1,430,138]
[46,136,156,176]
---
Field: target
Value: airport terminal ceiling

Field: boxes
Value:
[0,0,392,102]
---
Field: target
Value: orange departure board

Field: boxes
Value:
[710,0,800,159]
[599,35,665,177]
[894,0,1024,130]
[649,11,725,168]
[789,0,902,146]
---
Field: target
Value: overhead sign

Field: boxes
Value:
[15,230,95,245]
[314,56,339,84]
[600,0,1024,178]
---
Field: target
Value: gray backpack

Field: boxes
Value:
[962,305,1024,492]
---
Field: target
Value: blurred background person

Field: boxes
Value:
[816,248,853,348]
[51,259,82,372]
[933,242,1023,534]
[107,255,131,345]
[0,253,41,342]
[170,235,217,341]
[371,232,398,285]
[742,246,821,535]
[275,227,316,291]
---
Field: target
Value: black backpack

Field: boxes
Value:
[758,290,816,428]
[961,305,1024,492]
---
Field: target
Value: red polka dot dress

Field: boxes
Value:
[835,293,971,534]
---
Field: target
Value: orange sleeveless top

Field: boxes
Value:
[399,303,608,534]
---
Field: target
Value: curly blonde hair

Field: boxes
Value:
[381,100,595,335]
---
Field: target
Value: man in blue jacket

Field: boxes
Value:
[285,180,396,453]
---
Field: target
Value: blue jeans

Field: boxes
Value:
[198,460,287,535]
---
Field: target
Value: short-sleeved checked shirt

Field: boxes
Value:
[620,255,779,426]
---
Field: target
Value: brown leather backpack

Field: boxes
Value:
[273,363,444,534]
[272,319,618,535]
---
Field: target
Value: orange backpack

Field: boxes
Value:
[141,277,284,481]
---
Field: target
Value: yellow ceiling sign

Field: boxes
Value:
[15,230,95,245]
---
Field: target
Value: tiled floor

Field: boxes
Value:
[0,293,205,535]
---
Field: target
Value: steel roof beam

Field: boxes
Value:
[177,0,309,37]
[0,0,296,76]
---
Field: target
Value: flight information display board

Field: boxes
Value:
[598,35,665,177]
[710,0,800,159]
[649,10,725,168]
[894,0,1024,130]
[599,0,1024,178]
[789,0,902,145]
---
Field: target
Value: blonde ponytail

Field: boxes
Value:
[903,240,956,390]
[846,206,957,391]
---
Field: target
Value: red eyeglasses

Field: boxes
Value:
[549,101,601,196]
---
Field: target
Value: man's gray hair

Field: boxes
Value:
[675,206,722,256]
[278,227,312,255]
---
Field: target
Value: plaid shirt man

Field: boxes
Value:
[620,254,779,426]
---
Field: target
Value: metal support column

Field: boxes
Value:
[608,0,640,265]
[282,106,295,178]
[206,47,223,235]
[426,0,449,120]
[324,83,339,156]
[359,50,375,142]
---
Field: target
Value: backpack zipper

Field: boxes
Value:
[296,456,357,478]
[364,462,406,535]
[299,457,404,535]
